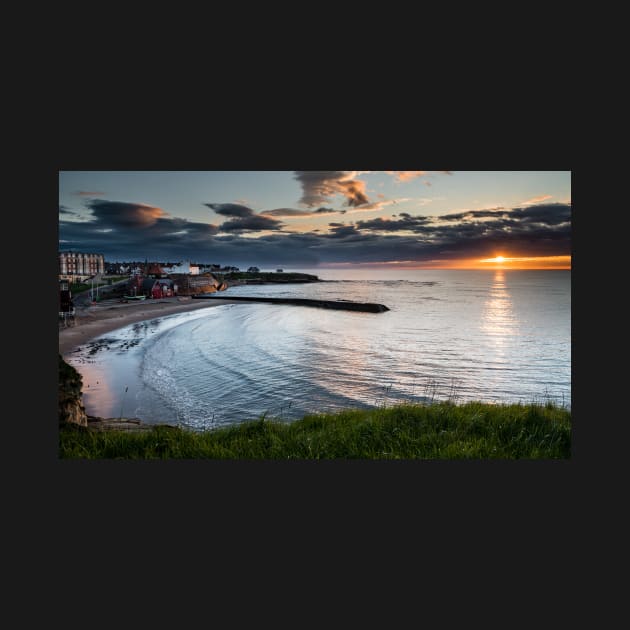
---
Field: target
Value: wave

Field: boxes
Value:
[72,273,571,426]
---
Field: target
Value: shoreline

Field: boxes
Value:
[59,296,238,358]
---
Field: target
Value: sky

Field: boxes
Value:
[59,171,571,269]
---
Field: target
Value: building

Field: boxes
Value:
[145,263,166,277]
[59,280,74,315]
[59,252,105,281]
[141,278,177,299]
[163,260,200,275]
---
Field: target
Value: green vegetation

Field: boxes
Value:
[69,281,109,294]
[103,275,130,283]
[59,401,571,459]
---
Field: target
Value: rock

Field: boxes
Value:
[87,416,178,432]
[58,355,88,427]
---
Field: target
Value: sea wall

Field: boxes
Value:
[192,295,390,312]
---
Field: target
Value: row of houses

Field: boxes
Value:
[60,252,252,285]
[106,262,244,276]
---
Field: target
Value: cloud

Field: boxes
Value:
[338,179,368,206]
[355,215,431,232]
[383,171,428,182]
[522,194,553,205]
[438,207,510,222]
[349,204,571,259]
[86,199,167,227]
[219,214,284,232]
[59,198,569,267]
[60,198,219,260]
[73,191,105,197]
[59,205,76,215]
[294,171,369,207]
[344,198,410,213]
[260,207,338,218]
[515,202,571,225]
[205,202,284,231]
[294,171,453,209]
[205,203,254,218]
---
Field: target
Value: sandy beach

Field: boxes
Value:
[59,296,237,358]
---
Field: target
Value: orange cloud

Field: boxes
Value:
[384,171,428,182]
[522,194,553,205]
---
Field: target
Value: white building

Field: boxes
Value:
[163,261,200,275]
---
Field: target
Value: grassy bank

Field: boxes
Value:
[59,401,571,459]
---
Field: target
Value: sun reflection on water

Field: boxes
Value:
[480,270,519,352]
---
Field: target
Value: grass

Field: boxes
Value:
[59,401,571,459]
[69,281,109,294]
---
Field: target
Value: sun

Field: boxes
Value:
[478,255,509,264]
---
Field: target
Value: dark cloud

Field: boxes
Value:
[260,206,337,218]
[294,171,346,206]
[439,208,509,221]
[59,199,570,266]
[87,199,166,227]
[356,215,431,231]
[515,203,571,225]
[338,179,368,206]
[294,171,369,207]
[324,224,359,239]
[59,205,75,215]
[60,199,219,261]
[204,202,284,231]
[219,215,283,232]
[345,203,571,259]
[205,203,254,218]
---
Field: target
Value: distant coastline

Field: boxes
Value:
[221,271,320,285]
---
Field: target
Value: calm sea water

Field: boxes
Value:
[66,269,571,429]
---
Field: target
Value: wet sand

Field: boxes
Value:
[59,297,238,358]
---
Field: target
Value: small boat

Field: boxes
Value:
[123,294,146,301]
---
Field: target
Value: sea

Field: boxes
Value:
[65,269,571,429]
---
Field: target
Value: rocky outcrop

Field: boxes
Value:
[59,355,88,427]
[171,272,229,296]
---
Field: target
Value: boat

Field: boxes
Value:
[122,294,146,301]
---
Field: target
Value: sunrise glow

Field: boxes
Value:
[476,255,571,269]
[320,255,571,270]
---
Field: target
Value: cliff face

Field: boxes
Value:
[59,355,88,427]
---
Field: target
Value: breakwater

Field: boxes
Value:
[192,294,389,312]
